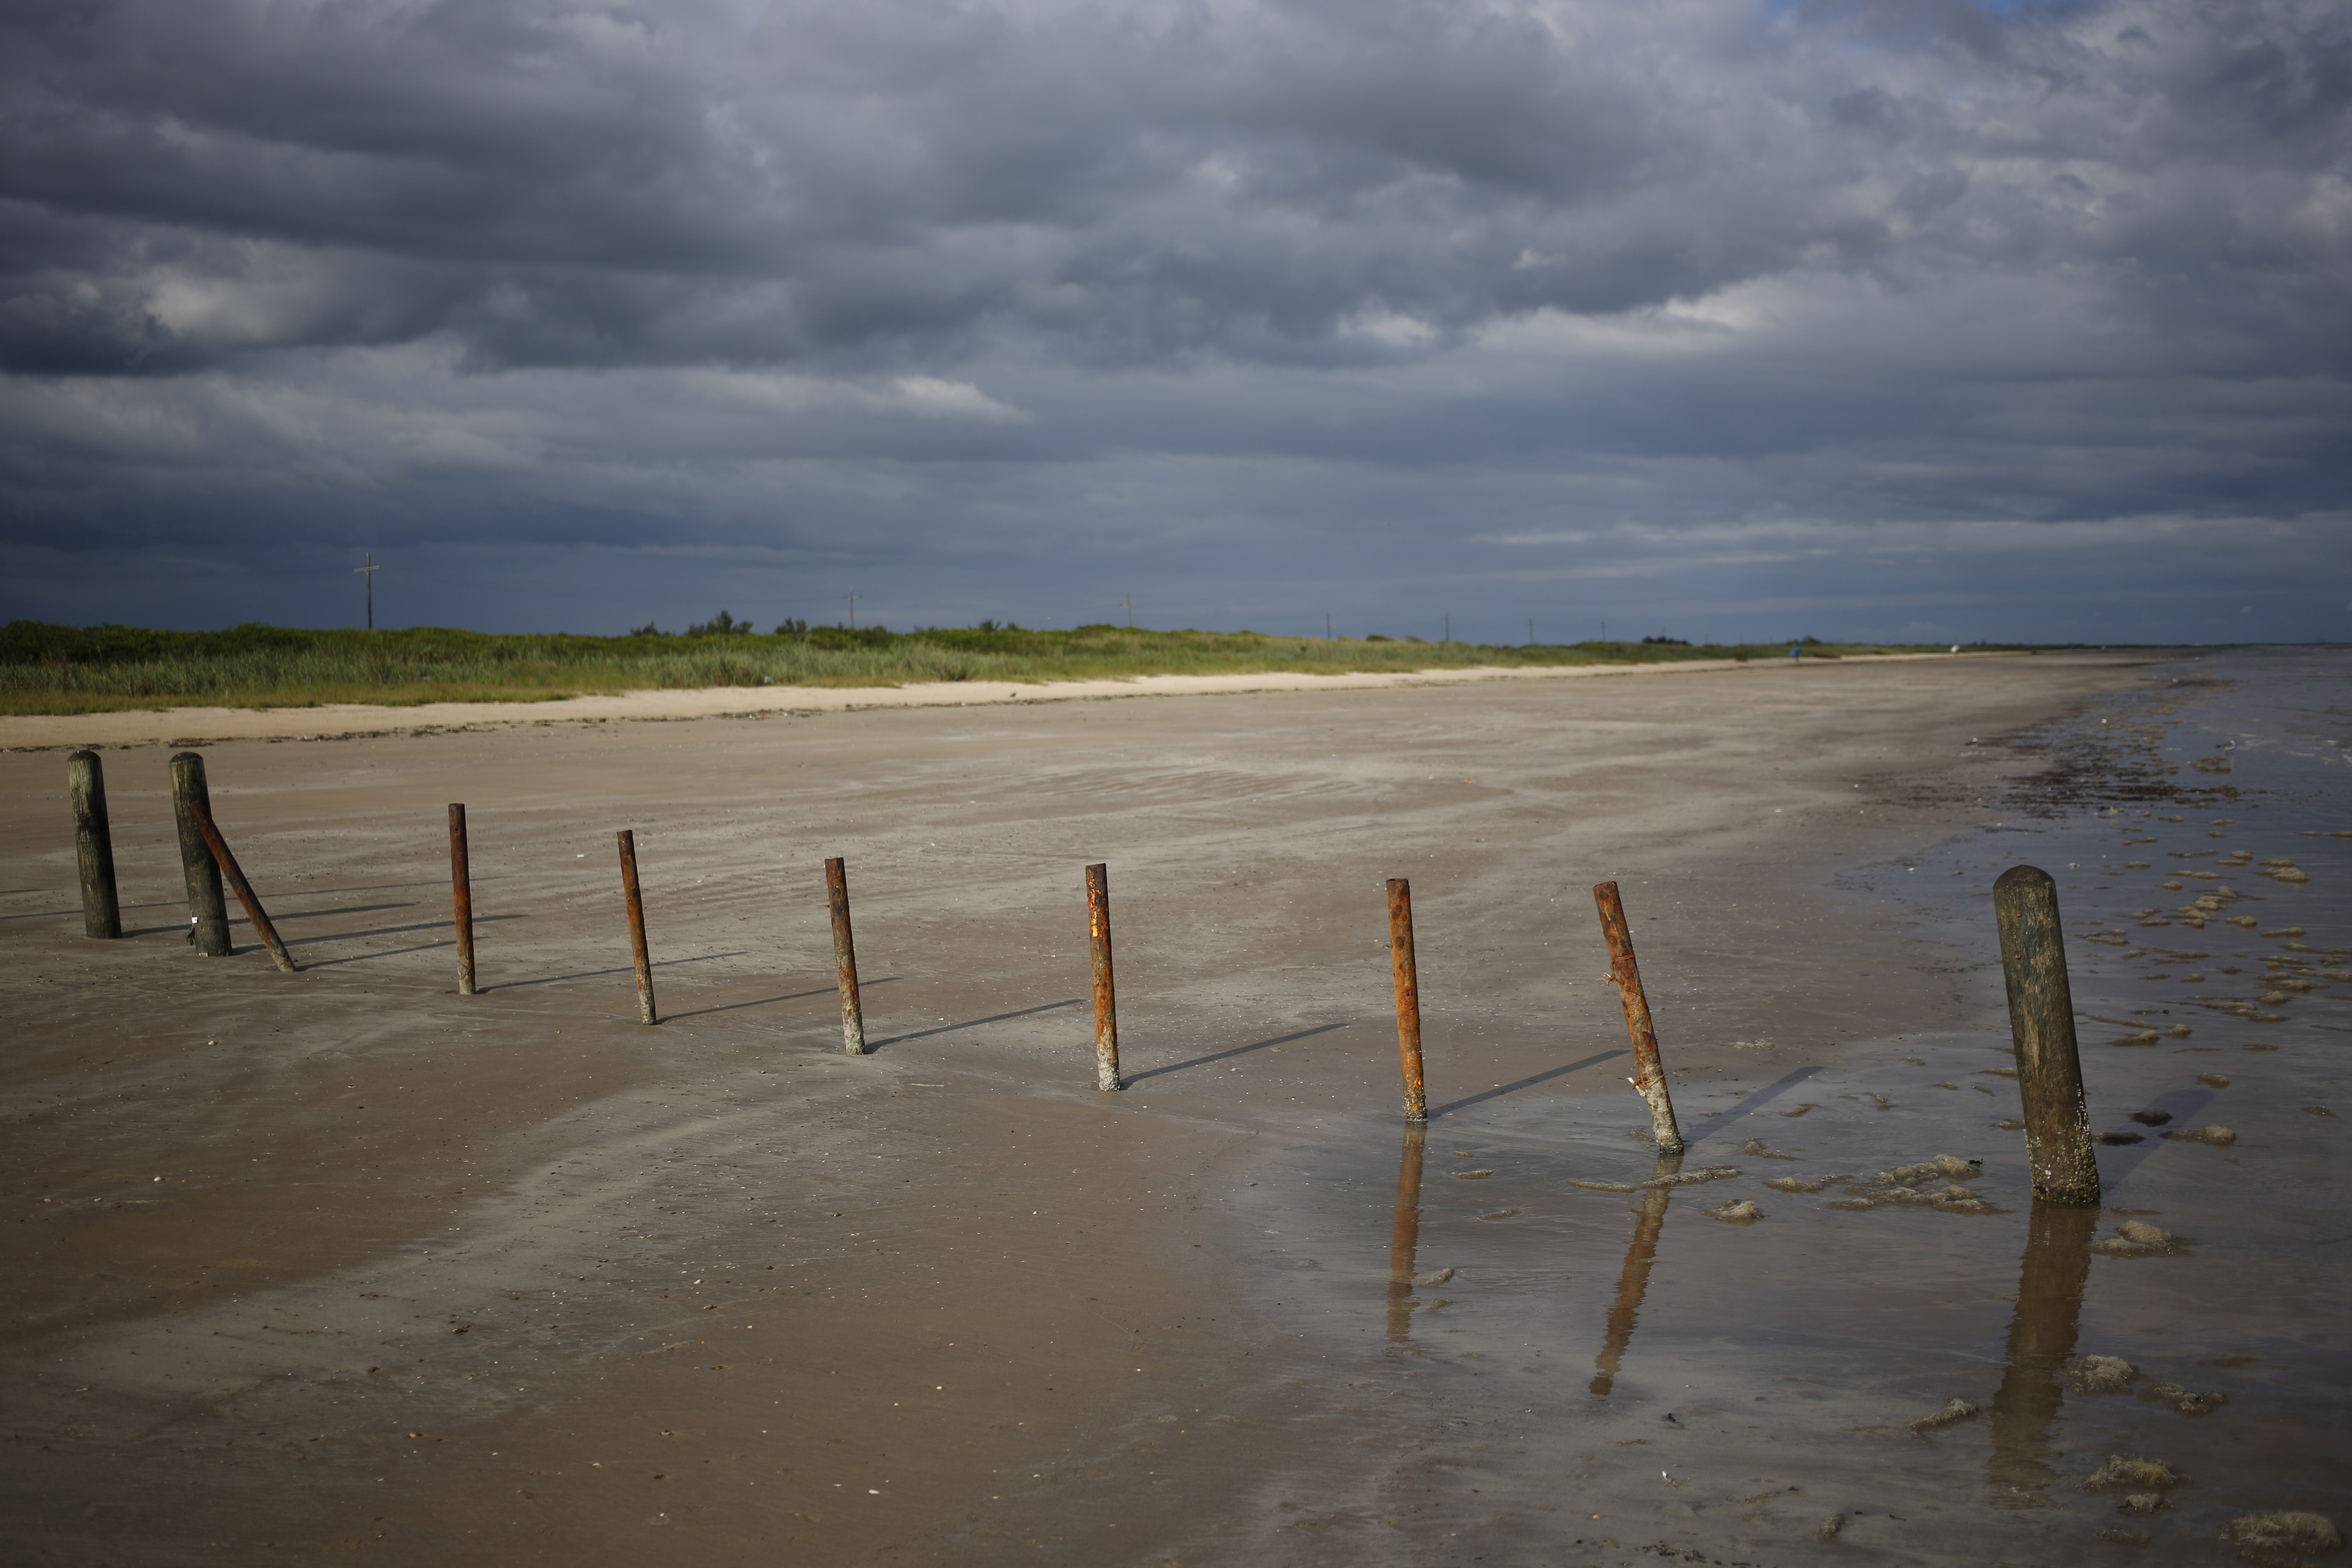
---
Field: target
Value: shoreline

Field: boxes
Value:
[0,648,2009,751]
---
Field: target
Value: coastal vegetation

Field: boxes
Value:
[0,619,1992,716]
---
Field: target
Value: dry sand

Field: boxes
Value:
[0,648,1986,753]
[3,650,2224,1564]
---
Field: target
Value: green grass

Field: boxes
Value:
[0,620,1989,717]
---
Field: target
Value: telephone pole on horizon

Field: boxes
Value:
[844,591,858,630]
[354,553,380,631]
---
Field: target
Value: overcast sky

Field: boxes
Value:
[3,0,2346,644]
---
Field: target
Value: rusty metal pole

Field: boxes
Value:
[449,804,477,995]
[1387,878,1428,1122]
[67,750,121,940]
[187,798,297,973]
[1995,865,2100,1204]
[1085,862,1121,1091]
[1592,880,1684,1155]
[617,830,657,1025]
[826,857,866,1055]
[168,751,230,957]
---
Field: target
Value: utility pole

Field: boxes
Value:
[1443,611,1449,643]
[1325,613,1332,641]
[844,591,858,630]
[354,552,380,631]
[1528,617,1535,647]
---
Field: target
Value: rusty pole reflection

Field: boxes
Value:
[1591,1149,1682,1396]
[1986,1200,2099,1506]
[1385,1121,1428,1343]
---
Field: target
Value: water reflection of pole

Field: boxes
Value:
[1986,1201,2098,1506]
[1591,1151,1682,1396]
[1387,1122,1427,1344]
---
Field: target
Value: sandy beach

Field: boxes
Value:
[5,647,2341,1566]
[0,648,1982,753]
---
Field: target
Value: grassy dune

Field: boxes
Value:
[0,620,1982,716]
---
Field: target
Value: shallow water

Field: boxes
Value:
[1210,646,2349,1564]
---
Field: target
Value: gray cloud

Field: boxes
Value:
[1,0,2347,640]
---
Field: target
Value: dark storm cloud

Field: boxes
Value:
[13,0,2337,374]
[0,0,2347,638]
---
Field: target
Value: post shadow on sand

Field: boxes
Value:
[2085,1086,2216,1186]
[865,997,1080,1051]
[663,979,898,1023]
[1986,1199,2101,1507]
[492,950,750,990]
[1426,1050,1625,1119]
[277,913,523,950]
[1591,1149,1684,1396]
[1387,1121,1427,1345]
[1675,1064,1825,1145]
[1125,1022,1352,1084]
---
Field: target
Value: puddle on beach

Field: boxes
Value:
[1212,647,2348,1563]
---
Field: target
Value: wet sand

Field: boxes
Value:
[3,650,2335,1564]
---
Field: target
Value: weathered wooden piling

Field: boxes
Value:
[188,798,298,973]
[826,857,866,1055]
[449,804,477,995]
[66,750,121,940]
[168,751,230,957]
[1386,878,1428,1122]
[1592,880,1684,1155]
[617,830,657,1025]
[1994,865,2100,1205]
[1084,862,1121,1091]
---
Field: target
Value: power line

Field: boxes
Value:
[353,553,381,631]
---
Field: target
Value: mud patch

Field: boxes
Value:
[2083,1456,2189,1494]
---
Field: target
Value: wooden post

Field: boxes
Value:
[449,804,477,995]
[826,857,866,1055]
[1085,862,1121,1091]
[1387,878,1428,1122]
[169,751,230,957]
[1592,881,1684,1155]
[188,798,298,973]
[617,830,657,1025]
[66,750,121,940]
[1994,865,2100,1204]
